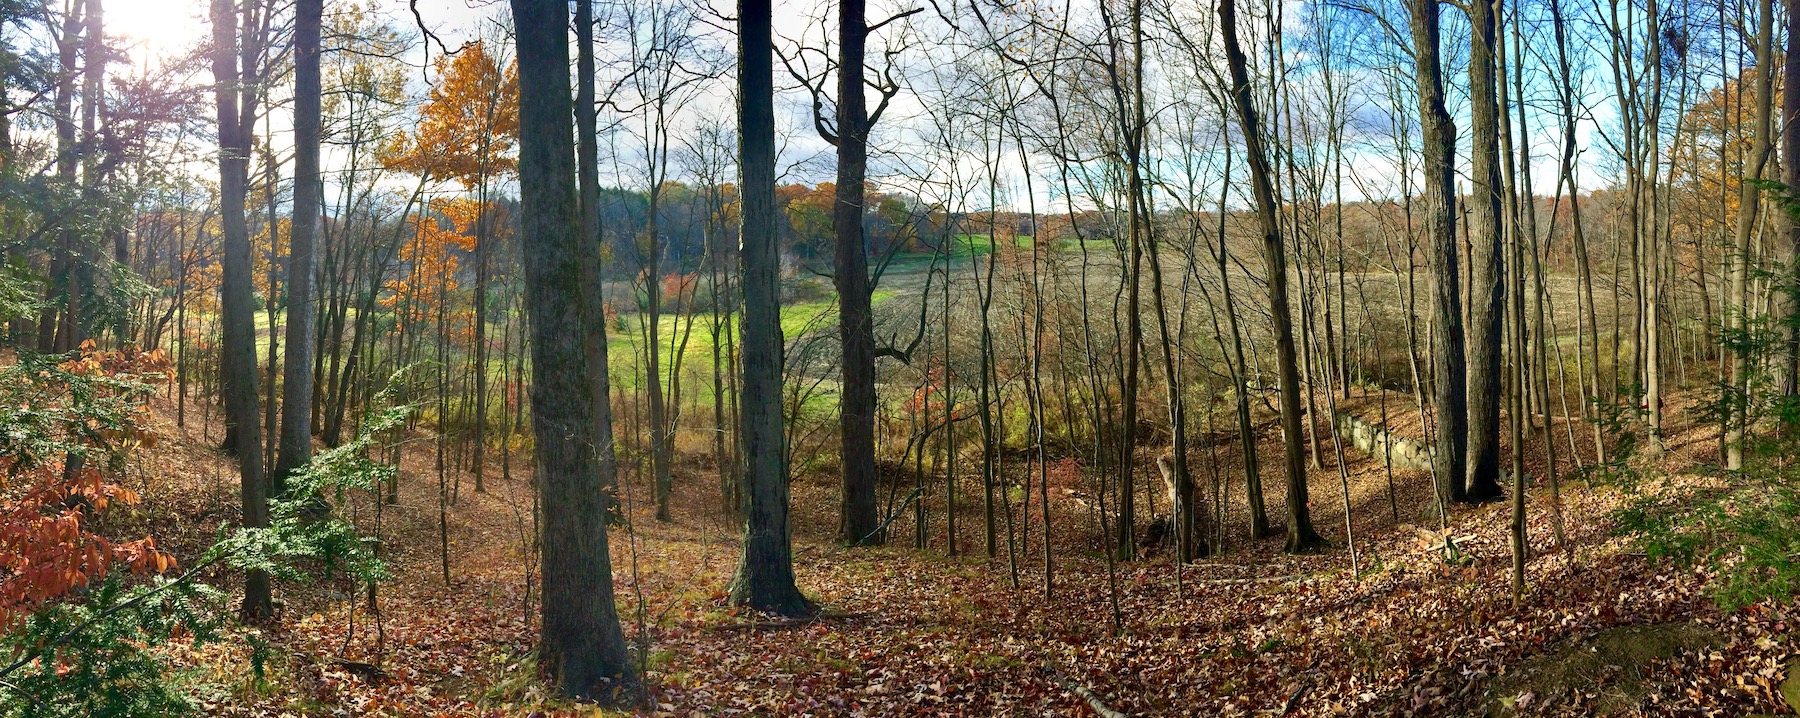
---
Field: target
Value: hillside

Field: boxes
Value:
[119,378,1800,717]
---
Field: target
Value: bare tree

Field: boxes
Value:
[1219,0,1324,553]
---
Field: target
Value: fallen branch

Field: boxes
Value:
[1280,678,1312,714]
[334,659,389,682]
[1045,663,1129,718]
[708,611,870,632]
[1192,573,1310,586]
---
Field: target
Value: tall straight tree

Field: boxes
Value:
[834,0,879,546]
[1463,0,1505,502]
[210,0,271,618]
[1728,0,1773,470]
[1411,0,1469,507]
[1219,0,1324,554]
[510,0,637,701]
[576,0,621,511]
[1781,0,1800,391]
[730,0,813,616]
[274,0,322,491]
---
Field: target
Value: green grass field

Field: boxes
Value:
[602,289,897,396]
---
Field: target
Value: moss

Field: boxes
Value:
[1779,658,1800,715]
[1479,622,1721,717]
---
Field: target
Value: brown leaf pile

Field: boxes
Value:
[120,386,1796,717]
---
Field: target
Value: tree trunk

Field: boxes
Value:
[1411,0,1470,508]
[511,0,638,701]
[728,0,813,618]
[576,0,621,515]
[211,0,270,619]
[1219,0,1323,553]
[1463,0,1506,503]
[1728,0,1773,470]
[1781,0,1800,392]
[835,0,881,546]
[275,0,321,491]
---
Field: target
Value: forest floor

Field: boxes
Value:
[124,382,1800,717]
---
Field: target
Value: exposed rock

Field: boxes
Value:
[1331,412,1432,472]
[1782,658,1800,715]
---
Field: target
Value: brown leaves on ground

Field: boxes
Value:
[128,386,1797,717]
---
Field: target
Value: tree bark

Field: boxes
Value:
[1463,0,1506,502]
[1728,0,1773,470]
[511,0,638,701]
[211,0,270,619]
[1219,0,1324,553]
[835,0,881,546]
[275,0,322,491]
[729,0,814,617]
[1411,0,1469,507]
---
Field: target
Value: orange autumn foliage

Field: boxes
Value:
[381,40,518,188]
[385,197,480,327]
[0,343,177,629]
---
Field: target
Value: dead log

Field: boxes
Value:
[1045,663,1129,718]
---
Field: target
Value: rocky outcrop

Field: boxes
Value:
[1332,412,1432,472]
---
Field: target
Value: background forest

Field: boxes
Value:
[1,0,1799,714]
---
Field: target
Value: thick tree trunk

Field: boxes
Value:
[511,0,638,702]
[728,0,813,617]
[211,0,270,619]
[1411,0,1469,508]
[1463,0,1505,503]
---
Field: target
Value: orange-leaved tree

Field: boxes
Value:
[381,40,518,493]
[385,197,479,335]
[0,342,176,629]
[382,40,518,187]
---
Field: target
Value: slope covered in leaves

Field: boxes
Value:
[122,386,1798,717]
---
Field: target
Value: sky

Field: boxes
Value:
[110,0,497,69]
[92,0,1637,214]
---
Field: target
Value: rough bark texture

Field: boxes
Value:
[1463,0,1505,503]
[835,0,879,546]
[275,0,321,491]
[1410,0,1470,508]
[1219,0,1323,554]
[511,0,638,702]
[729,0,814,617]
[211,0,270,619]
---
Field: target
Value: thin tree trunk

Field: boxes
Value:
[1220,0,1323,553]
